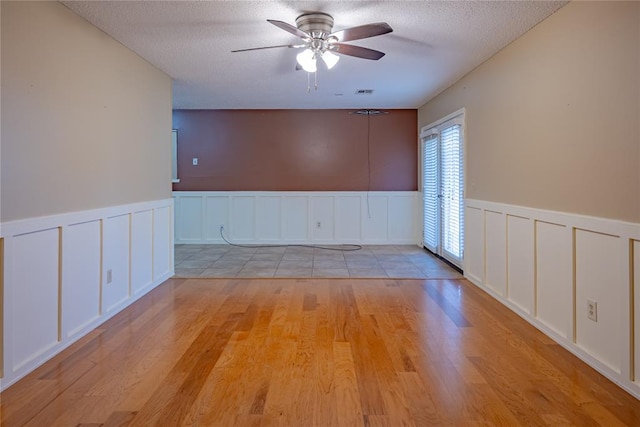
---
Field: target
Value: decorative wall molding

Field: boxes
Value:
[464,198,640,399]
[173,191,420,245]
[0,199,174,391]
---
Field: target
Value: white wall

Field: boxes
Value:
[1,199,174,390]
[0,1,174,390]
[418,1,639,223]
[1,1,172,222]
[418,0,640,399]
[465,199,640,398]
[174,191,420,245]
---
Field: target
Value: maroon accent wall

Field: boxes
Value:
[172,109,417,191]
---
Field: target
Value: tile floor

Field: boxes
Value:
[174,244,463,279]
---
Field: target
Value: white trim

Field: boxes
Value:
[419,110,466,268]
[464,198,640,399]
[420,107,466,138]
[1,198,174,390]
[173,191,421,245]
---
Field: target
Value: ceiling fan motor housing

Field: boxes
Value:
[295,13,334,38]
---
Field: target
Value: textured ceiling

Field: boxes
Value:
[62,1,567,109]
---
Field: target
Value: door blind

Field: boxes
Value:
[440,124,463,260]
[422,134,438,252]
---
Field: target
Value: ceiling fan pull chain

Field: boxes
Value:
[314,70,318,91]
[307,72,311,93]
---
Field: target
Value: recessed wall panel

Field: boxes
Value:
[485,211,507,296]
[153,206,172,279]
[231,197,255,240]
[336,196,361,241]
[256,197,281,241]
[103,215,130,313]
[312,197,335,241]
[465,206,484,283]
[362,196,388,242]
[507,215,534,314]
[11,228,59,370]
[63,221,101,338]
[131,210,153,295]
[283,197,308,241]
[177,197,203,241]
[388,196,415,242]
[536,221,572,338]
[635,240,640,383]
[575,229,621,373]
[204,196,229,241]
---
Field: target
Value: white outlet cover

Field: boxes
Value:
[587,299,597,322]
[192,158,198,165]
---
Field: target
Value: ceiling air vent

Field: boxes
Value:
[355,89,374,95]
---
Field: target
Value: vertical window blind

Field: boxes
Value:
[422,133,438,253]
[440,124,463,260]
[421,113,464,268]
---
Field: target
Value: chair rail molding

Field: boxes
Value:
[173,191,421,245]
[0,198,174,390]
[464,198,640,399]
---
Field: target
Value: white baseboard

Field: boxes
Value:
[173,191,420,245]
[464,198,640,399]
[0,198,174,391]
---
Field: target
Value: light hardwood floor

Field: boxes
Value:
[2,277,639,426]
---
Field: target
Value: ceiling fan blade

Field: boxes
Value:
[330,22,393,42]
[332,43,386,60]
[267,19,310,40]
[231,44,302,53]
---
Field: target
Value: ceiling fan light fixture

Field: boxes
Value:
[296,49,317,73]
[321,50,340,69]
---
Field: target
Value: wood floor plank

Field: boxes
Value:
[2,277,640,426]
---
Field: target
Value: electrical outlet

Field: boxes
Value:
[106,269,113,284]
[316,221,321,229]
[587,299,597,322]
[192,157,198,166]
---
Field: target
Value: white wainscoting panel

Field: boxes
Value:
[177,196,203,242]
[464,198,640,399]
[464,206,484,284]
[388,195,417,242]
[9,228,59,372]
[103,214,131,314]
[312,196,335,242]
[174,192,419,245]
[131,210,153,296]
[634,240,640,384]
[231,197,255,241]
[256,196,281,241]
[205,196,229,241]
[362,196,389,243]
[575,229,622,373]
[535,221,572,339]
[153,206,172,280]
[336,196,361,241]
[507,215,534,314]
[1,198,173,391]
[484,211,507,296]
[283,196,308,242]
[62,220,101,339]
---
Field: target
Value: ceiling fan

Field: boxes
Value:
[232,13,393,73]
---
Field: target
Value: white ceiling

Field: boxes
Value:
[62,1,567,110]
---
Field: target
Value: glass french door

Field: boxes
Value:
[422,118,464,268]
